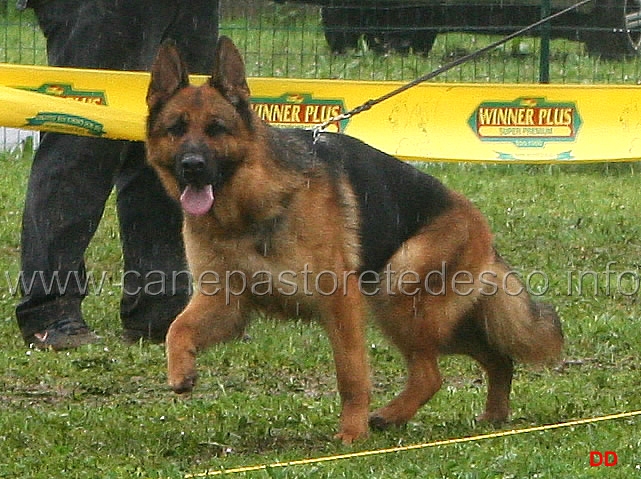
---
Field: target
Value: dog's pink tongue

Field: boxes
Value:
[180,185,214,216]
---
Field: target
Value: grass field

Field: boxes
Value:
[1,4,641,478]
[1,150,640,477]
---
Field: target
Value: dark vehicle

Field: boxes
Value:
[282,1,641,58]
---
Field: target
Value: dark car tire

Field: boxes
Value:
[582,0,641,58]
[321,5,438,55]
[321,6,362,53]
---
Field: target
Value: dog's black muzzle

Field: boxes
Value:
[181,153,206,182]
[176,150,214,189]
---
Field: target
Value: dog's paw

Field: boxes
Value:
[475,410,509,425]
[168,373,197,394]
[368,413,392,431]
[334,429,368,445]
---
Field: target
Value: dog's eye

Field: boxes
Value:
[167,118,187,137]
[205,121,228,138]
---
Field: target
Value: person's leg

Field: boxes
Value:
[17,134,125,348]
[16,0,178,348]
[34,0,176,70]
[116,143,191,343]
[165,1,220,75]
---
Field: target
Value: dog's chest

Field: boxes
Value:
[184,209,354,313]
[185,212,317,275]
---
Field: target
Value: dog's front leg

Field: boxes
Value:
[166,292,247,394]
[322,279,371,444]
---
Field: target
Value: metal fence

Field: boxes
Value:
[2,0,641,82]
[220,0,641,84]
[2,0,641,148]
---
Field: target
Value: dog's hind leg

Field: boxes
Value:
[165,292,248,394]
[368,201,494,429]
[442,308,515,424]
[369,346,442,429]
[369,289,457,430]
[469,347,513,423]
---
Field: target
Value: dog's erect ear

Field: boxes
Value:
[210,36,251,108]
[147,40,190,111]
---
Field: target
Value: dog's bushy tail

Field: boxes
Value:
[478,254,563,365]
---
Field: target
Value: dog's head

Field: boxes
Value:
[145,36,254,217]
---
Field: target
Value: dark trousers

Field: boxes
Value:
[16,0,219,340]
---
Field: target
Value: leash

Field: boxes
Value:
[312,0,594,135]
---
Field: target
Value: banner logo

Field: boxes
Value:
[251,93,347,131]
[26,112,105,137]
[21,83,108,105]
[469,97,582,147]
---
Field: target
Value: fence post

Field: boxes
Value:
[539,0,551,83]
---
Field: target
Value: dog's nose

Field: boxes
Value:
[181,153,206,173]
[181,154,207,183]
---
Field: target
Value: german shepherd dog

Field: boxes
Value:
[145,36,563,443]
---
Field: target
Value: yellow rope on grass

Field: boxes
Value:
[184,409,641,477]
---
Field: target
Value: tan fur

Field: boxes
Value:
[145,37,563,444]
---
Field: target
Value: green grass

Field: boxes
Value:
[0,150,640,478]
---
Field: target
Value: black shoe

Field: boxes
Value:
[25,317,100,351]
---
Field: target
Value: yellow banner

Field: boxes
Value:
[1,62,641,163]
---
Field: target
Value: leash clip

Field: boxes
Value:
[312,111,351,143]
